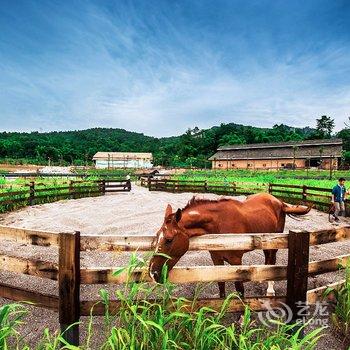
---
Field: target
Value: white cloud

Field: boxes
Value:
[0,0,349,136]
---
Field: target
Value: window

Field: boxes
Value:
[281,163,285,166]
[263,164,266,167]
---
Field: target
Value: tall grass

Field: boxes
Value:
[325,263,350,345]
[0,303,29,349]
[176,169,344,188]
[0,254,325,349]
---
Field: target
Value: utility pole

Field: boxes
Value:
[329,154,333,180]
[292,146,298,170]
[319,147,324,171]
[270,153,273,169]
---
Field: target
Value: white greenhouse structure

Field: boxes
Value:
[93,152,153,169]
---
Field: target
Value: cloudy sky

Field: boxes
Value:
[0,0,349,136]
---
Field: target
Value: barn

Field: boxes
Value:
[209,139,343,170]
[93,152,153,169]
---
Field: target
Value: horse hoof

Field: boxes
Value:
[266,291,276,297]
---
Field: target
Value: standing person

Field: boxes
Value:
[331,177,347,222]
[125,173,131,190]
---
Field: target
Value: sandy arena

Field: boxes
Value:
[1,184,349,348]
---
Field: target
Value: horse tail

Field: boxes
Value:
[282,203,312,219]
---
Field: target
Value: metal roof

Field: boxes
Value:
[218,138,343,151]
[209,139,343,161]
[93,152,153,160]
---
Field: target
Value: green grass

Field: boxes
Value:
[0,178,103,213]
[0,303,28,350]
[159,169,333,210]
[0,254,325,349]
[324,263,350,345]
[175,169,345,188]
[0,175,132,213]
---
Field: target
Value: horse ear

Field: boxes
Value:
[175,208,182,222]
[165,204,172,218]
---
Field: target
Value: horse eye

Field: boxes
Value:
[165,238,173,244]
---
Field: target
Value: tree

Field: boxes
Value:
[219,133,246,146]
[316,116,335,138]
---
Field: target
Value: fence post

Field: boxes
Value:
[204,180,208,193]
[268,183,272,194]
[59,231,80,346]
[302,185,307,202]
[126,179,131,192]
[286,230,310,330]
[69,180,74,199]
[29,181,35,205]
[101,179,106,194]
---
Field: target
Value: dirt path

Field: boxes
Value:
[0,185,349,348]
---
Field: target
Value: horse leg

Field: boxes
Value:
[209,251,226,298]
[263,249,277,296]
[225,254,244,297]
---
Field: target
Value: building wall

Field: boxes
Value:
[319,158,338,170]
[212,157,338,170]
[95,159,153,169]
[212,158,305,169]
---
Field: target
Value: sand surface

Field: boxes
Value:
[1,184,349,348]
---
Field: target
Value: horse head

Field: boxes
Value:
[149,204,189,282]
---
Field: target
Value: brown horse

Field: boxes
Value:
[149,192,311,297]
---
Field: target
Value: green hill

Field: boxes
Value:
[0,122,348,167]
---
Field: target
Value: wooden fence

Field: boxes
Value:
[0,179,131,212]
[0,225,349,345]
[1,173,133,179]
[142,178,335,211]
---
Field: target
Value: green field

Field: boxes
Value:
[175,169,349,189]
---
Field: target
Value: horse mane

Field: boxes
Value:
[182,196,231,211]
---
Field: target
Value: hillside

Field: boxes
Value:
[0,123,349,167]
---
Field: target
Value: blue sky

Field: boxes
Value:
[0,0,349,136]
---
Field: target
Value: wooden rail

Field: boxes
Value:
[81,264,288,284]
[0,179,131,212]
[0,225,59,247]
[80,232,290,251]
[144,179,334,211]
[0,281,59,310]
[79,227,350,252]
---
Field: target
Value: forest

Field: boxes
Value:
[0,116,349,168]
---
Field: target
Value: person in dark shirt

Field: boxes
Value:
[331,177,348,221]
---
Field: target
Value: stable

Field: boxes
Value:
[93,152,153,169]
[209,139,343,170]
